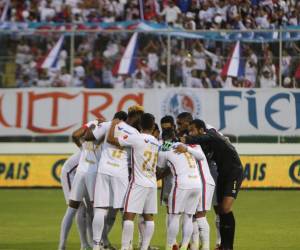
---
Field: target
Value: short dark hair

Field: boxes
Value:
[141,113,155,130]
[113,111,128,121]
[160,115,175,126]
[191,119,206,130]
[177,112,193,122]
[128,109,144,119]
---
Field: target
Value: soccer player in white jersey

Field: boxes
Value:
[58,120,102,250]
[157,127,203,250]
[84,106,144,250]
[107,113,160,250]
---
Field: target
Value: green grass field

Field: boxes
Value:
[0,189,299,250]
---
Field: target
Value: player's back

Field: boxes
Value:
[95,121,138,178]
[159,143,202,190]
[130,133,160,188]
[77,120,102,173]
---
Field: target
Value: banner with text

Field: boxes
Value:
[0,154,300,188]
[1,88,300,136]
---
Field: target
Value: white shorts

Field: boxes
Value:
[124,183,157,214]
[197,183,215,212]
[61,165,77,204]
[94,173,129,209]
[69,171,97,202]
[168,188,201,215]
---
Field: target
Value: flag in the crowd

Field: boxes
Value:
[221,41,245,77]
[295,63,300,79]
[139,0,145,20]
[115,32,139,75]
[41,36,64,69]
[1,0,10,22]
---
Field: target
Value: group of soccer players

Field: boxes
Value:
[58,105,244,250]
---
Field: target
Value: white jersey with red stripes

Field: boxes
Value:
[92,121,139,178]
[158,142,203,190]
[118,133,160,188]
[188,144,215,186]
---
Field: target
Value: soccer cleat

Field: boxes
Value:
[93,246,101,250]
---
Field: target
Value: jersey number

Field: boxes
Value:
[183,152,196,168]
[112,149,123,159]
[142,151,158,173]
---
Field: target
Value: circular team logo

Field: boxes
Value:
[289,160,300,184]
[161,90,201,118]
[52,158,67,183]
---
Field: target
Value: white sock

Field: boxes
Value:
[121,220,134,250]
[59,207,77,249]
[197,217,210,250]
[190,220,200,250]
[102,208,117,246]
[167,214,180,246]
[85,207,93,246]
[215,214,221,246]
[138,215,145,246]
[76,204,90,248]
[93,208,108,247]
[181,214,193,248]
[141,221,155,250]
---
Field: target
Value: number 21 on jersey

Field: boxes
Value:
[142,151,158,173]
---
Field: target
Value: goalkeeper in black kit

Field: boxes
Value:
[181,119,244,250]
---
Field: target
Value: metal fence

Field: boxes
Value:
[1,27,300,88]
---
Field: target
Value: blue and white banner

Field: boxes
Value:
[0,88,299,136]
[0,21,300,43]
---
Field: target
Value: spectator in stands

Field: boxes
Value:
[17,75,34,88]
[153,70,167,88]
[244,47,258,87]
[160,0,182,25]
[259,58,277,88]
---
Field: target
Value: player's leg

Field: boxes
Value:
[140,187,157,250]
[121,183,146,250]
[166,188,185,250]
[190,217,200,250]
[214,206,221,250]
[102,208,118,249]
[93,174,111,250]
[137,214,145,248]
[196,184,214,250]
[59,172,85,250]
[218,172,243,250]
[76,203,91,249]
[121,212,136,250]
[183,189,202,250]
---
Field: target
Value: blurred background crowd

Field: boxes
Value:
[0,0,300,88]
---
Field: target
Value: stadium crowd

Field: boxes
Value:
[1,0,300,28]
[0,0,300,88]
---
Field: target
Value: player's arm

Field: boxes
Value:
[174,144,205,160]
[156,151,170,180]
[106,119,122,146]
[72,127,87,148]
[85,121,107,141]
[181,134,210,145]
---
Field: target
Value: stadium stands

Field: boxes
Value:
[0,0,299,88]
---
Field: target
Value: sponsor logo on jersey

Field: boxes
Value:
[161,90,201,118]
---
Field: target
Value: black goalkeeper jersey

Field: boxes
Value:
[185,129,243,180]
